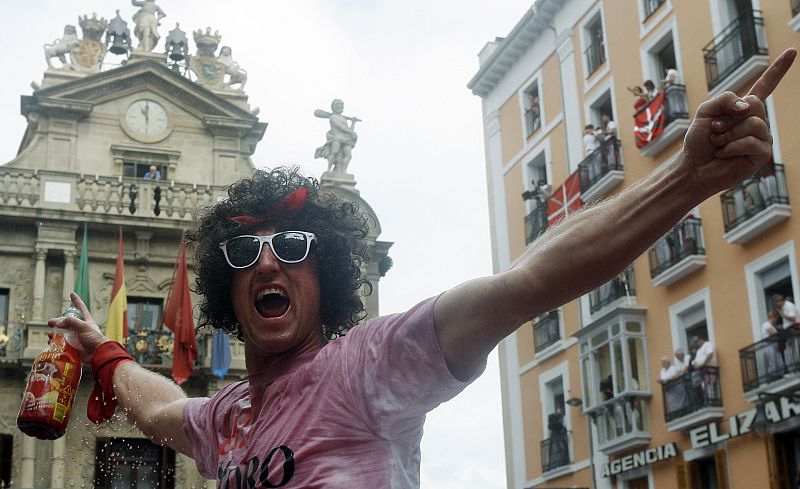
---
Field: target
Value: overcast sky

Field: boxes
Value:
[0,2,535,487]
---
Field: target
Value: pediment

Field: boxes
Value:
[25,60,257,122]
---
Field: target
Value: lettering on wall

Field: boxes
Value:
[601,443,678,477]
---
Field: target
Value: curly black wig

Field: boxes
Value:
[189,167,372,340]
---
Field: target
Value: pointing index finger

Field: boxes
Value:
[747,48,797,101]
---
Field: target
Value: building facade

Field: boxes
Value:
[470,1,800,488]
[0,5,391,488]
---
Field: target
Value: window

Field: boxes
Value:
[669,289,715,358]
[127,297,169,366]
[523,150,549,245]
[0,434,11,489]
[95,438,175,489]
[676,452,728,489]
[524,83,542,138]
[584,15,606,76]
[626,474,649,489]
[642,0,666,21]
[0,289,8,356]
[123,161,168,179]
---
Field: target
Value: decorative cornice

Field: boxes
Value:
[21,95,94,120]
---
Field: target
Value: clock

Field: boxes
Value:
[122,99,171,142]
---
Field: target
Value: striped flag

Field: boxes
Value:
[74,223,90,309]
[163,236,198,384]
[106,227,128,343]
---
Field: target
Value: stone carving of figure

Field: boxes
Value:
[314,99,360,174]
[44,25,80,69]
[218,46,248,90]
[131,0,166,52]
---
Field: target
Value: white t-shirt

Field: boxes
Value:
[583,133,600,155]
[692,341,717,368]
[762,320,779,339]
[781,300,798,328]
[604,120,617,140]
[660,365,678,382]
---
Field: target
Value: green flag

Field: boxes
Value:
[74,223,90,309]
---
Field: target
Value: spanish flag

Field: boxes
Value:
[106,227,128,343]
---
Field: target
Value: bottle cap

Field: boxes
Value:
[63,306,84,321]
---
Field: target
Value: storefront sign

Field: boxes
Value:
[601,443,678,477]
[690,395,800,449]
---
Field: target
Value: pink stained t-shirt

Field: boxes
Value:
[182,296,485,488]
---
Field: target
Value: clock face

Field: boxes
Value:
[124,99,169,140]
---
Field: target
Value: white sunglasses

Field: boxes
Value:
[218,231,317,268]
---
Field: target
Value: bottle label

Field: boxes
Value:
[19,336,81,423]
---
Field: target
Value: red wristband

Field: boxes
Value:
[87,341,134,425]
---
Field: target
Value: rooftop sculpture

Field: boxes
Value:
[314,99,360,174]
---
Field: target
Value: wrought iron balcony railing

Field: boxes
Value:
[0,167,228,222]
[740,329,800,393]
[720,162,789,233]
[703,9,767,91]
[524,200,548,245]
[578,137,622,196]
[534,310,561,353]
[648,217,705,278]
[525,108,542,138]
[584,35,606,76]
[661,367,722,423]
[589,266,635,314]
[541,431,571,473]
[643,0,667,21]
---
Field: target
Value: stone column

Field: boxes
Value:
[19,435,35,488]
[31,248,48,321]
[62,250,76,312]
[51,437,66,488]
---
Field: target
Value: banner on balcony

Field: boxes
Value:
[634,90,666,148]
[546,172,583,226]
[163,236,199,385]
[106,226,128,343]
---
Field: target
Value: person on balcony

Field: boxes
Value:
[583,124,600,156]
[47,49,796,487]
[143,165,161,180]
[691,336,717,402]
[774,294,798,329]
[627,86,649,112]
[664,68,681,86]
[643,79,657,100]
[546,408,569,469]
[659,356,688,416]
[762,310,785,378]
[673,349,688,376]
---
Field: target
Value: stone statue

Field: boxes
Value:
[44,25,80,69]
[131,0,166,52]
[314,99,360,174]
[218,46,247,90]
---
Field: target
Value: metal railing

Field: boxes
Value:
[648,217,705,278]
[720,162,790,232]
[643,0,667,21]
[524,200,548,245]
[589,266,635,314]
[578,137,622,195]
[741,329,800,393]
[661,366,722,423]
[534,310,561,352]
[525,108,542,138]
[541,431,571,473]
[703,9,767,91]
[584,35,606,76]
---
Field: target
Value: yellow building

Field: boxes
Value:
[470,1,800,488]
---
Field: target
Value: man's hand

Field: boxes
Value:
[681,48,796,197]
[47,291,109,364]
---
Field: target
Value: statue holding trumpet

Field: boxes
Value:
[314,99,361,174]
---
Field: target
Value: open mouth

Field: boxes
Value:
[255,288,290,319]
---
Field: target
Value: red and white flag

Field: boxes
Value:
[546,171,583,226]
[634,90,666,148]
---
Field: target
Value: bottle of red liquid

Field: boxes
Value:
[17,306,83,440]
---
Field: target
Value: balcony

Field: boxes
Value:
[0,323,24,364]
[649,217,706,287]
[643,0,667,22]
[721,162,791,245]
[589,266,636,315]
[541,431,571,474]
[594,396,651,454]
[578,137,623,203]
[703,9,768,96]
[636,84,690,157]
[127,328,179,368]
[662,367,724,431]
[740,329,800,402]
[534,310,561,353]
[584,36,606,77]
[0,167,228,225]
[790,0,800,32]
[524,199,548,245]
[525,108,542,138]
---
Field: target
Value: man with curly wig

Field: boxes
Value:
[52,49,795,488]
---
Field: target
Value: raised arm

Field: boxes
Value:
[51,292,194,457]
[434,48,796,380]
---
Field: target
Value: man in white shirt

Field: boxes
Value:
[774,294,798,328]
[583,124,600,155]
[691,337,718,401]
[601,113,617,140]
